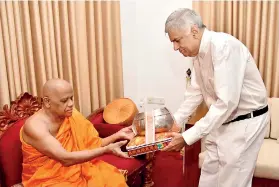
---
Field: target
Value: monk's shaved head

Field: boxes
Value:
[42,79,74,117]
[43,79,72,98]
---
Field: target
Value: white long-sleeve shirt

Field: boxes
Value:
[173,29,268,146]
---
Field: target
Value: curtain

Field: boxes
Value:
[0,1,124,116]
[193,1,279,97]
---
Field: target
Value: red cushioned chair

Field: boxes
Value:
[0,92,155,187]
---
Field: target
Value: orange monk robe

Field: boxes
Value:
[20,108,128,187]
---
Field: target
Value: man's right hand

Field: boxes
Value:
[105,140,131,158]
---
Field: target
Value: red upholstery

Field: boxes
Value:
[96,154,146,186]
[0,119,26,187]
[88,112,104,124]
[88,112,126,138]
[0,112,147,187]
[88,112,148,187]
[93,122,127,138]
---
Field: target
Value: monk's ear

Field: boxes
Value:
[43,96,51,108]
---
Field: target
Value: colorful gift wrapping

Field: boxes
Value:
[126,108,180,157]
[126,132,172,157]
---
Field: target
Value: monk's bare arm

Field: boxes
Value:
[101,134,119,147]
[101,126,135,146]
[22,121,109,167]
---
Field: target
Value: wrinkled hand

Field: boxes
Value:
[117,125,135,140]
[161,132,186,152]
[106,140,131,158]
[171,122,182,133]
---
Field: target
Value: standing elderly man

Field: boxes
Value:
[20,79,134,187]
[162,8,270,187]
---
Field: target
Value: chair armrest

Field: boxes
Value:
[93,123,126,138]
[87,107,105,122]
[87,107,127,138]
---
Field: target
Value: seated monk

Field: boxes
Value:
[20,79,135,187]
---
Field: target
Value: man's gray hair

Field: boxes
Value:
[165,8,205,34]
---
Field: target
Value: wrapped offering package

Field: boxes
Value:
[126,107,179,157]
[126,132,172,156]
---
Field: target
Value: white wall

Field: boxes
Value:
[120,0,193,113]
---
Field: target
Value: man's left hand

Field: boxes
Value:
[117,125,135,140]
[162,132,186,152]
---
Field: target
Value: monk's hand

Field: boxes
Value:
[106,140,131,159]
[116,125,135,140]
[161,132,186,152]
[11,184,23,187]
